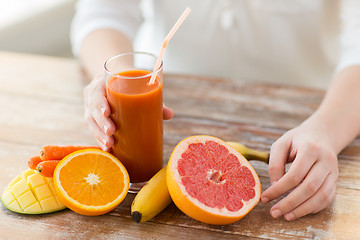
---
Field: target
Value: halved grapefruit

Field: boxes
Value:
[166,135,261,225]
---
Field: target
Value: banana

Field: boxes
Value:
[226,141,269,164]
[131,166,172,223]
[131,142,269,223]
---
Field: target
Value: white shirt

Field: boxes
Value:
[71,0,360,89]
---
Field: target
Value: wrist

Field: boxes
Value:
[304,110,352,154]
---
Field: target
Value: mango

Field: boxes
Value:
[1,169,66,214]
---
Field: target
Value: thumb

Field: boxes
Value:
[163,104,174,120]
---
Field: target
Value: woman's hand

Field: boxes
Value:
[261,120,339,221]
[83,74,174,151]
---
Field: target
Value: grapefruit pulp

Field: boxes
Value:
[166,135,261,225]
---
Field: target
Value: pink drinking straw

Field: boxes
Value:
[149,7,192,85]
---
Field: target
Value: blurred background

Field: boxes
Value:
[0,0,76,57]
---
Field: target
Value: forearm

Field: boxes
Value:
[307,65,360,154]
[79,29,133,80]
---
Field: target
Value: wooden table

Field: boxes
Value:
[0,51,359,239]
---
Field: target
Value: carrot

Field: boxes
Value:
[28,156,43,170]
[36,160,61,178]
[40,145,101,160]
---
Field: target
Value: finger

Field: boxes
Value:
[87,115,114,148]
[101,102,112,118]
[262,149,317,203]
[269,161,328,219]
[91,103,115,136]
[85,74,112,116]
[268,137,292,185]
[98,140,111,152]
[283,172,337,221]
[83,76,115,135]
[163,104,174,120]
[87,85,115,134]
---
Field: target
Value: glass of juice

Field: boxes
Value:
[104,52,163,191]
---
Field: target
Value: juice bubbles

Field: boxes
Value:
[106,69,163,184]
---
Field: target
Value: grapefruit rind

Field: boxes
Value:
[167,135,261,225]
[53,149,130,216]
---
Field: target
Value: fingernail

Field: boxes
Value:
[261,197,269,204]
[271,209,282,218]
[104,125,109,135]
[102,137,108,146]
[98,140,106,151]
[101,107,106,116]
[285,213,295,221]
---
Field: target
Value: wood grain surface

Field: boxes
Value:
[0,51,359,240]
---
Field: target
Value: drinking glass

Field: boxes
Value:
[105,51,163,191]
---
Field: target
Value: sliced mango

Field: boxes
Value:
[1,169,66,214]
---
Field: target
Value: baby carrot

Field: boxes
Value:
[36,160,61,178]
[28,156,43,170]
[40,145,101,160]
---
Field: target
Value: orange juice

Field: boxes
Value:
[106,70,163,183]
